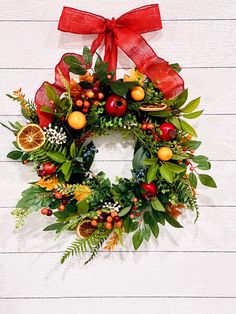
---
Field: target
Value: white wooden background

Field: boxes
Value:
[0,1,236,313]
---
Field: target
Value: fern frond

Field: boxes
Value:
[84,237,107,265]
[30,140,68,163]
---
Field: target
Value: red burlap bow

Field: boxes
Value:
[58,5,184,98]
[35,5,184,128]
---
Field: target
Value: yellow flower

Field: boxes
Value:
[36,177,58,191]
[74,185,92,201]
[123,68,145,86]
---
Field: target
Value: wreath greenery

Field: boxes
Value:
[3,47,216,264]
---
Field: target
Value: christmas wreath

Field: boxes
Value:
[2,5,216,264]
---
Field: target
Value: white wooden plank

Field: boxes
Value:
[0,207,235,253]
[0,161,234,207]
[1,115,235,161]
[0,21,235,68]
[1,298,236,314]
[1,68,236,115]
[0,252,235,297]
[0,0,235,20]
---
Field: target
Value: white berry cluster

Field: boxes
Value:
[102,201,121,212]
[43,124,67,145]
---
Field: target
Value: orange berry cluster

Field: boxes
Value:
[91,209,123,230]
[69,79,104,114]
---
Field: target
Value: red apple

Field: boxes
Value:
[105,94,127,117]
[43,162,57,175]
[159,122,177,141]
[140,182,157,199]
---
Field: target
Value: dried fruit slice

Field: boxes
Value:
[16,124,45,152]
[76,220,96,239]
[139,103,167,112]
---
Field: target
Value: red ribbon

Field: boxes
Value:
[35,4,184,128]
[58,5,184,99]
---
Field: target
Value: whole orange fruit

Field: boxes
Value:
[68,111,87,130]
[131,86,145,101]
[157,147,173,161]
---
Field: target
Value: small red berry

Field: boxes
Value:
[43,162,57,175]
[76,99,83,107]
[92,86,100,93]
[91,220,98,227]
[83,100,90,108]
[185,161,190,165]
[190,150,195,154]
[93,100,100,106]
[135,213,141,217]
[190,166,194,171]
[183,147,188,151]
[85,91,95,99]
[58,204,65,212]
[97,92,104,100]
[46,209,53,216]
[54,192,62,200]
[82,107,89,113]
[38,170,47,177]
[105,222,113,230]
[132,206,138,211]
[41,208,49,215]
[141,124,147,131]
[107,74,112,80]
[115,221,122,228]
[106,216,113,223]
[114,216,120,222]
[147,123,154,130]
[130,214,134,219]
[62,199,68,205]
[132,197,138,203]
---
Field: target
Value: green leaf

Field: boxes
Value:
[183,110,203,119]
[152,211,165,225]
[143,158,158,166]
[189,172,197,188]
[161,212,183,228]
[197,161,211,170]
[132,146,149,172]
[47,151,66,163]
[186,141,201,150]
[118,206,131,217]
[149,110,172,118]
[82,46,93,65]
[165,162,185,174]
[198,174,217,188]
[179,119,197,137]
[110,81,128,96]
[7,150,23,160]
[181,97,201,113]
[160,163,174,183]
[77,200,89,215]
[40,105,54,114]
[124,216,132,233]
[143,212,152,224]
[70,141,76,158]
[192,155,208,163]
[175,89,188,108]
[94,54,103,73]
[147,163,159,183]
[54,211,69,219]
[64,55,81,67]
[141,224,151,241]
[12,141,20,150]
[61,160,72,181]
[148,216,159,238]
[132,230,143,250]
[45,83,60,105]
[69,66,87,75]
[43,223,64,231]
[170,63,181,73]
[151,197,165,212]
[168,116,181,129]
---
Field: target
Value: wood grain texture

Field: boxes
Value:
[0,253,236,297]
[1,298,236,314]
[0,0,235,20]
[0,20,235,68]
[0,0,235,312]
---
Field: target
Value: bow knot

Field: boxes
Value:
[105,17,116,32]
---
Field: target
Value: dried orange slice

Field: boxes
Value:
[16,124,45,152]
[76,220,96,239]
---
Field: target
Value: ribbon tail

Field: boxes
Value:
[35,53,84,128]
[114,27,184,99]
